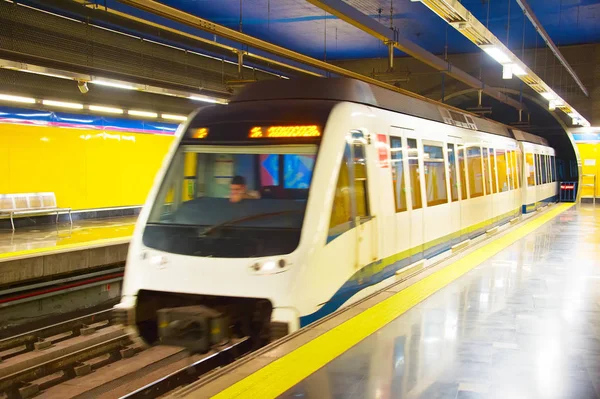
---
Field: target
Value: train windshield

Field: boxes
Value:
[143,145,318,258]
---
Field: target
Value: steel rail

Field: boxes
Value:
[120,337,251,399]
[0,310,113,354]
[0,334,131,393]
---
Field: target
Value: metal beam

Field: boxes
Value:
[111,0,517,112]
[514,0,588,97]
[304,0,524,110]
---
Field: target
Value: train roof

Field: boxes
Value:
[231,78,549,146]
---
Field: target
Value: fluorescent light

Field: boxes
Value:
[90,80,135,90]
[89,105,123,114]
[509,64,527,76]
[548,101,556,111]
[42,99,83,109]
[540,92,556,101]
[128,110,158,118]
[0,93,36,104]
[568,112,578,118]
[554,98,565,106]
[481,46,511,64]
[189,96,219,104]
[502,65,513,80]
[161,113,187,121]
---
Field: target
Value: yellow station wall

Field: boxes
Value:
[576,143,600,198]
[0,124,174,210]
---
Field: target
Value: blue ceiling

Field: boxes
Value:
[155,0,600,59]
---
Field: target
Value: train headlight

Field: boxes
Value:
[249,258,289,275]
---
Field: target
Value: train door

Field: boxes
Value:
[348,130,377,273]
[405,134,425,264]
[457,143,470,243]
[446,140,462,247]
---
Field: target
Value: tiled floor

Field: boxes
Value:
[281,205,600,399]
[0,216,136,255]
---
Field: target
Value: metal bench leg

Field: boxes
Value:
[69,210,73,226]
[10,213,15,231]
[56,211,60,225]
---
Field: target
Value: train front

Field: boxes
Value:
[114,99,333,351]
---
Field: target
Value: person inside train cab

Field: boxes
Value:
[229,175,261,203]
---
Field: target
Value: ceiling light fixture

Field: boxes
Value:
[189,95,221,104]
[161,113,188,121]
[481,45,512,64]
[89,105,124,114]
[42,100,84,109]
[0,93,36,104]
[90,80,136,90]
[128,110,158,118]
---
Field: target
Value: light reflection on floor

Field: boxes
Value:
[281,205,600,399]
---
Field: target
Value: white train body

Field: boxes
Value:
[116,79,558,344]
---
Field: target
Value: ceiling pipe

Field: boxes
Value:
[108,0,499,113]
[514,0,588,97]
[304,0,525,111]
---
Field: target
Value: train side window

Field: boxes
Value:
[328,145,352,238]
[541,155,548,184]
[526,153,535,186]
[390,137,407,212]
[423,143,448,206]
[467,146,484,197]
[458,146,468,199]
[515,150,522,188]
[447,143,459,201]
[496,149,509,192]
[510,150,519,189]
[482,148,492,195]
[407,138,422,209]
[351,131,370,217]
[546,155,552,183]
[550,156,555,182]
[489,148,498,194]
[507,150,514,190]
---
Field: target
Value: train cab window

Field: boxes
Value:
[467,146,484,197]
[144,144,318,258]
[489,148,498,194]
[407,138,422,209]
[541,155,548,184]
[423,143,448,206]
[390,137,407,212]
[458,146,468,200]
[328,145,353,240]
[447,143,459,201]
[482,148,492,195]
[496,149,509,192]
[526,153,535,186]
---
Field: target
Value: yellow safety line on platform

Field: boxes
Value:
[0,236,131,261]
[211,203,574,399]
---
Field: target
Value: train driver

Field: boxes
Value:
[229,175,261,203]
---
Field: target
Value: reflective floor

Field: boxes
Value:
[281,206,600,399]
[0,216,136,255]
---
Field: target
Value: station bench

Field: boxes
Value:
[0,192,72,230]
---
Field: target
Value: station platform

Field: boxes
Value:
[177,203,600,399]
[0,216,135,261]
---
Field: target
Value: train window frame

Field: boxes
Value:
[482,147,492,195]
[466,145,485,198]
[422,140,449,207]
[406,137,423,210]
[526,152,535,186]
[489,148,499,194]
[496,148,509,192]
[515,149,522,188]
[541,154,548,184]
[457,144,469,200]
[349,130,371,220]
[390,135,408,213]
[447,143,459,202]
[534,154,540,186]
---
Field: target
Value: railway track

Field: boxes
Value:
[0,311,251,399]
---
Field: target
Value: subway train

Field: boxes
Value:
[114,78,558,348]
